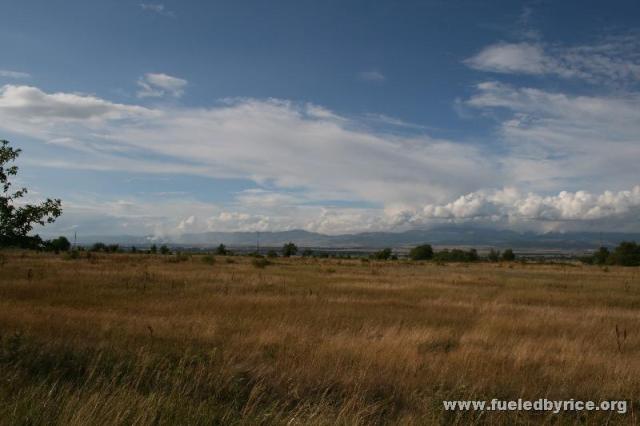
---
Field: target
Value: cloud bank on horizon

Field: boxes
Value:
[0,1,639,236]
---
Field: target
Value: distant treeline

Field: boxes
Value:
[18,236,640,267]
[579,242,640,266]
[370,245,516,262]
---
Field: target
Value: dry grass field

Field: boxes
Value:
[1,250,639,425]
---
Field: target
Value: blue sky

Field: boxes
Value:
[1,0,640,237]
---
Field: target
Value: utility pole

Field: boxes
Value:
[256,231,260,254]
[74,231,77,249]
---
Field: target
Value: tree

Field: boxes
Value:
[371,248,392,260]
[0,140,62,248]
[487,248,500,262]
[433,248,478,263]
[160,245,171,255]
[266,250,278,258]
[45,236,71,252]
[282,242,298,257]
[301,248,313,257]
[502,248,516,261]
[409,244,433,261]
[215,244,228,255]
[608,241,640,266]
[593,247,610,265]
[91,242,107,252]
[150,244,158,254]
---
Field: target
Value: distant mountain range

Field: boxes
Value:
[70,226,640,252]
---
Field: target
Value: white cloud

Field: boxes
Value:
[0,69,31,79]
[0,86,493,207]
[466,81,640,192]
[465,43,552,75]
[233,189,302,209]
[40,191,393,237]
[2,82,640,233]
[140,3,174,17]
[0,85,153,121]
[465,35,640,85]
[358,70,386,82]
[137,73,187,98]
[44,185,640,237]
[396,186,640,232]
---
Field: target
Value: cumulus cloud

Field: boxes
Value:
[44,186,640,237]
[416,186,640,222]
[465,35,640,85]
[366,186,640,233]
[137,73,187,98]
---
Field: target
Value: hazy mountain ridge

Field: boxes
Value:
[70,227,640,251]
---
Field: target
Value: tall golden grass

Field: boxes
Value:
[0,251,638,424]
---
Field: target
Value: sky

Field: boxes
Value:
[1,0,640,237]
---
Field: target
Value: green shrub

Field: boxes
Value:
[266,250,278,258]
[91,242,107,252]
[609,241,640,266]
[433,248,478,263]
[64,250,80,260]
[409,244,433,261]
[167,252,189,263]
[487,248,500,262]
[282,242,298,257]
[501,249,516,262]
[252,258,271,268]
[44,236,71,252]
[371,248,392,260]
[593,247,610,265]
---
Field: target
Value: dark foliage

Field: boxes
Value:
[487,248,500,262]
[609,242,640,266]
[44,236,71,252]
[282,242,298,257]
[501,248,516,261]
[371,248,392,260]
[433,248,479,263]
[0,140,62,248]
[409,244,434,261]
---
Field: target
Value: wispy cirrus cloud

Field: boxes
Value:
[140,3,175,17]
[466,80,640,191]
[2,75,640,234]
[136,73,187,98]
[358,70,386,82]
[0,84,497,210]
[0,69,31,79]
[465,34,640,85]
